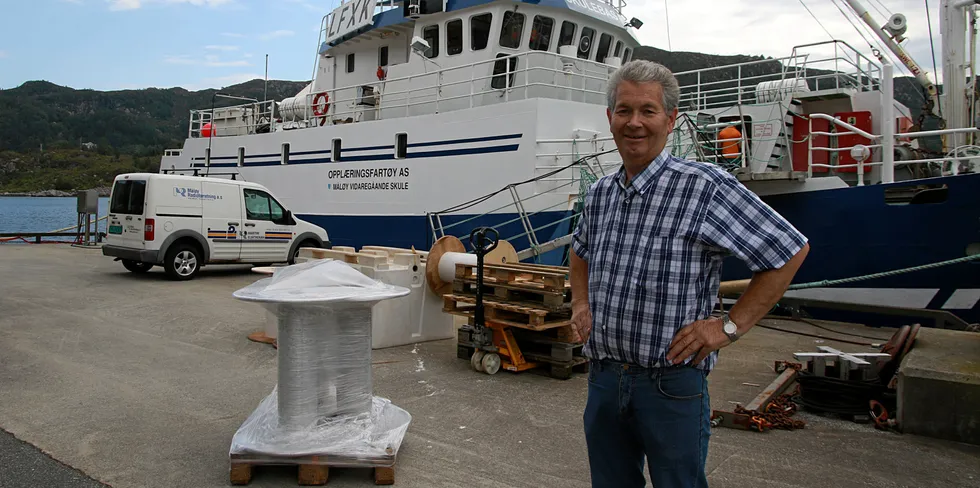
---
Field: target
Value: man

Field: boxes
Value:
[570,60,809,488]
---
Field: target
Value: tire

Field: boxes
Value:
[164,242,201,281]
[122,260,153,273]
[290,240,319,265]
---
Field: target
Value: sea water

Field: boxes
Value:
[0,197,110,236]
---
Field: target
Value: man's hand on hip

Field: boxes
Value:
[571,302,592,344]
[666,317,731,365]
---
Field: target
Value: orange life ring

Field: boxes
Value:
[312,92,329,125]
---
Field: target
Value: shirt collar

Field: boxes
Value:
[616,148,671,196]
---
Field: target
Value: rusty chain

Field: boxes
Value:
[733,386,806,432]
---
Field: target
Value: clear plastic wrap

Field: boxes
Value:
[230,259,412,465]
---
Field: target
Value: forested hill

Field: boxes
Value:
[0,47,937,194]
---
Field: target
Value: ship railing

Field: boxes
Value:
[429,144,620,262]
[788,40,882,92]
[806,114,980,184]
[187,100,277,139]
[674,40,881,111]
[186,51,615,136]
[294,51,613,126]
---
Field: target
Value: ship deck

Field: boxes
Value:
[1,244,978,487]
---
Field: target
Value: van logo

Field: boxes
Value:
[174,186,222,200]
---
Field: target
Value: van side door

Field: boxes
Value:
[201,181,242,262]
[241,188,294,262]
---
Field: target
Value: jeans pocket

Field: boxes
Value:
[656,367,704,400]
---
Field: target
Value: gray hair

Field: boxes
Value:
[606,60,680,113]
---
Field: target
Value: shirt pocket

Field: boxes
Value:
[634,234,691,292]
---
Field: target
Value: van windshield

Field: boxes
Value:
[110,180,147,215]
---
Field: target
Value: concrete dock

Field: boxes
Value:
[1,244,978,488]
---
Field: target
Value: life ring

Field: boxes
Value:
[312,92,329,126]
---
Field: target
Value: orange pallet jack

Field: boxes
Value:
[456,226,584,378]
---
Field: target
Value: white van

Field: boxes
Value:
[102,173,331,280]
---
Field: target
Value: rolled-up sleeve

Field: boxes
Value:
[699,173,807,272]
[571,202,589,261]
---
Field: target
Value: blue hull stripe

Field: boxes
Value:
[189,133,522,161]
[188,141,521,168]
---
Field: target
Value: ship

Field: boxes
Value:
[158,0,980,326]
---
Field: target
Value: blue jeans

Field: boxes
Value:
[583,359,711,488]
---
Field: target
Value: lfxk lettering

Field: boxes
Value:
[327,0,373,38]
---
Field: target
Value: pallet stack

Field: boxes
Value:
[442,260,589,379]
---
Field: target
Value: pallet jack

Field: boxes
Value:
[465,226,504,375]
[458,226,583,377]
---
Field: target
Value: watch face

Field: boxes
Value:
[724,321,737,334]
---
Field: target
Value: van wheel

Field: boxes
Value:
[122,260,153,273]
[290,240,318,265]
[164,243,201,281]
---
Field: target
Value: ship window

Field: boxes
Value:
[346,53,355,73]
[529,16,554,51]
[281,143,289,165]
[492,53,517,89]
[332,139,342,161]
[395,133,407,159]
[623,47,632,62]
[557,21,576,52]
[578,27,595,59]
[596,33,612,63]
[470,13,492,50]
[614,40,623,57]
[447,19,463,55]
[238,147,245,167]
[422,24,439,58]
[498,11,525,49]
[379,46,389,67]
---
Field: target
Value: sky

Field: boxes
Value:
[0,0,957,91]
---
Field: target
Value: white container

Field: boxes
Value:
[296,248,455,349]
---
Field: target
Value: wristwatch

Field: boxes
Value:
[721,314,739,342]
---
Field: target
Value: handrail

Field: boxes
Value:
[809,113,878,141]
[190,50,618,136]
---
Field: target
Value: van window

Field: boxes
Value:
[470,13,492,50]
[447,19,463,55]
[529,16,554,51]
[499,11,525,49]
[244,189,285,222]
[109,179,146,215]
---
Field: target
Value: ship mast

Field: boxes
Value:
[841,0,980,151]
[840,0,942,118]
[940,0,978,149]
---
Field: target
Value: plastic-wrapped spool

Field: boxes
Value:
[233,260,410,430]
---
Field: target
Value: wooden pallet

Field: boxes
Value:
[451,279,570,311]
[443,294,570,330]
[454,262,569,292]
[229,453,395,486]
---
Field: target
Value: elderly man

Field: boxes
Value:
[570,60,809,488]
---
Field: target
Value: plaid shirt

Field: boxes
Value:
[572,149,807,371]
